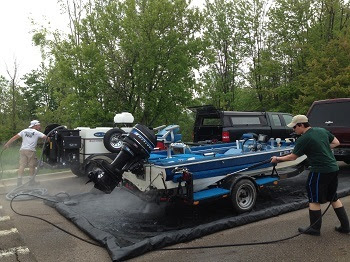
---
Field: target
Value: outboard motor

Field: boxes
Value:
[87,124,156,193]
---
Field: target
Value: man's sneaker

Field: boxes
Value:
[17,177,22,186]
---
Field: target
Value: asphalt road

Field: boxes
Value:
[0,172,111,262]
[0,165,350,262]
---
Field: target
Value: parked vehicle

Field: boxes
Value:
[43,112,134,177]
[189,105,294,143]
[307,98,350,164]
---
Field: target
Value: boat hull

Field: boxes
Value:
[122,145,306,192]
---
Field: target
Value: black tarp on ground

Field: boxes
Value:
[47,171,350,261]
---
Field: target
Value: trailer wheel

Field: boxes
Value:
[231,179,257,213]
[103,128,126,153]
[70,163,85,177]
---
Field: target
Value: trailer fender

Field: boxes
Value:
[222,174,257,192]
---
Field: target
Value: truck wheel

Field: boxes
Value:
[103,128,126,153]
[231,179,257,213]
[70,163,85,177]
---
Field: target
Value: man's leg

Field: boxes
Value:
[17,150,28,186]
[298,202,322,236]
[332,200,350,234]
[300,172,322,235]
[28,151,38,185]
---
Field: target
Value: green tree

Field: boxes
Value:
[297,35,350,113]
[0,76,11,141]
[33,0,203,128]
[201,0,247,110]
[21,67,58,123]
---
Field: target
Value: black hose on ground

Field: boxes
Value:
[161,200,333,250]
[10,193,103,247]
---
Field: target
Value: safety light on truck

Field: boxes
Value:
[222,131,230,142]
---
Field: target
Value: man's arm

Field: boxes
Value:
[330,137,340,149]
[4,134,21,149]
[271,153,298,164]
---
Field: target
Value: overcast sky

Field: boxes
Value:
[0,0,205,82]
[0,0,68,80]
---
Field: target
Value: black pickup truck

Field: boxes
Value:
[307,98,350,164]
[189,105,294,143]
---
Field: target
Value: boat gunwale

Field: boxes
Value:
[146,146,295,169]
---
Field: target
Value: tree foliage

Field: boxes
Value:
[1,0,350,142]
[29,0,203,129]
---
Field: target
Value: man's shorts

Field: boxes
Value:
[19,150,37,168]
[306,171,339,204]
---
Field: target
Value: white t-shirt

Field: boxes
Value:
[18,128,46,151]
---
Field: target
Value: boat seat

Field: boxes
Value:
[224,148,242,155]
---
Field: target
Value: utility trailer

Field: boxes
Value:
[42,115,182,177]
[42,112,134,176]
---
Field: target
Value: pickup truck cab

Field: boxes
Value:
[307,98,350,164]
[189,105,293,143]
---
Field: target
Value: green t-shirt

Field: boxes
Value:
[293,127,339,173]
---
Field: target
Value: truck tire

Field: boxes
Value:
[103,128,126,153]
[231,179,257,213]
[70,163,85,177]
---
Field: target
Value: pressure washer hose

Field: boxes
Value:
[161,201,333,250]
[5,125,65,201]
[0,126,103,247]
[161,164,336,251]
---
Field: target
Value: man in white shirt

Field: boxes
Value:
[4,120,47,186]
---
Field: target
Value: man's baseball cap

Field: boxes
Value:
[287,115,308,128]
[29,120,40,128]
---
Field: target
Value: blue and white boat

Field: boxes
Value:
[101,125,307,213]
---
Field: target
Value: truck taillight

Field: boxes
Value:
[222,131,230,142]
[156,141,166,150]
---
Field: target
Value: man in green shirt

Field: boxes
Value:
[271,115,349,236]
